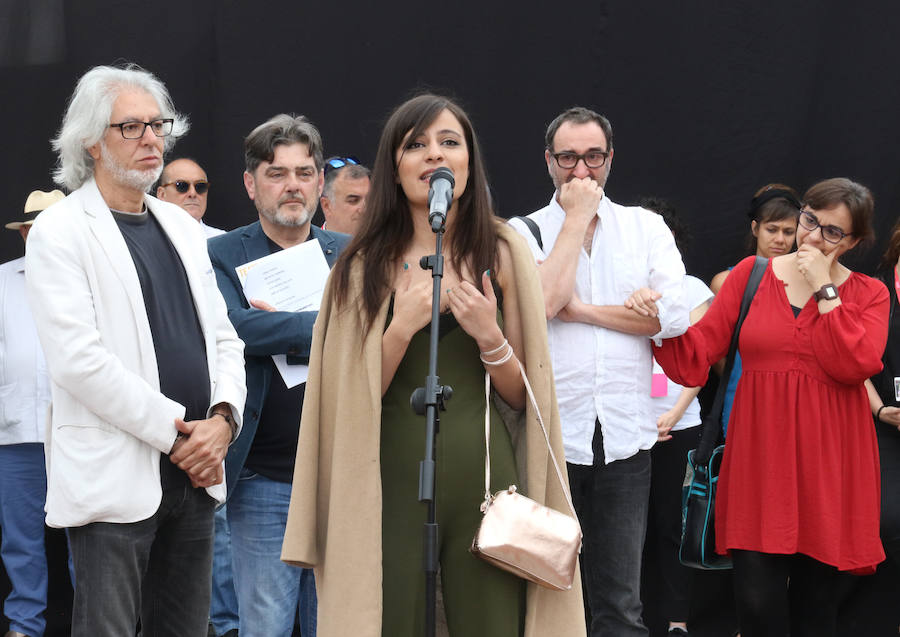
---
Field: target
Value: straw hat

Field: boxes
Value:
[6,189,65,230]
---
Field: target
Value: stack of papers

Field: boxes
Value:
[235,239,330,387]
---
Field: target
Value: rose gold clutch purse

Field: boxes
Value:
[470,362,582,591]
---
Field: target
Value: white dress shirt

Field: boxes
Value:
[650,275,713,432]
[510,195,689,465]
[0,256,51,445]
[201,220,226,238]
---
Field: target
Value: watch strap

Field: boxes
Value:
[814,283,838,301]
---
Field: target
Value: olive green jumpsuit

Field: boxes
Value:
[381,309,525,636]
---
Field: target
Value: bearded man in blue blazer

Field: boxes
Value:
[207,114,349,637]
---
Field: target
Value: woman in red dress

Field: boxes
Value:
[631,178,887,637]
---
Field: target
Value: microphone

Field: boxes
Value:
[427,167,455,231]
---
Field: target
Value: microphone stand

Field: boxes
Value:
[410,206,453,637]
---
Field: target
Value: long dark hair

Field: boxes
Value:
[331,94,498,332]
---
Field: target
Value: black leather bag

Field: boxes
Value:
[679,256,767,570]
[680,445,729,569]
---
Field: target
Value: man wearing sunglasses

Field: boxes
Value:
[157,158,225,238]
[510,107,689,637]
[23,64,246,637]
[319,156,370,235]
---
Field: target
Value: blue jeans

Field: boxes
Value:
[567,422,651,637]
[66,476,216,637]
[228,468,316,637]
[210,504,239,636]
[0,443,48,637]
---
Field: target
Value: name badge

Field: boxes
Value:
[894,377,900,402]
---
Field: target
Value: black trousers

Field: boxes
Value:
[732,550,844,637]
[646,425,700,622]
[876,420,900,565]
[567,421,651,637]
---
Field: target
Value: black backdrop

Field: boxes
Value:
[2,0,899,280]
[2,2,900,634]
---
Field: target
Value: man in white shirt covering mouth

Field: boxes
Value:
[509,106,689,637]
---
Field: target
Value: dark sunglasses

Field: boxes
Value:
[161,179,209,195]
[323,156,360,176]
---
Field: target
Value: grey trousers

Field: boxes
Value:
[67,479,215,637]
[567,421,651,637]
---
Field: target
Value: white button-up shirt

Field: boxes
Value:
[651,275,714,432]
[510,195,689,465]
[0,256,51,444]
[201,220,226,238]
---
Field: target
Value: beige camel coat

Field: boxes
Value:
[281,223,585,636]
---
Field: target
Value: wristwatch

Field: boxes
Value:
[814,283,839,302]
[212,411,238,442]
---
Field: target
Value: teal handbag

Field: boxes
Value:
[679,256,766,570]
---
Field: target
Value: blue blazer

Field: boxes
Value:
[208,221,349,498]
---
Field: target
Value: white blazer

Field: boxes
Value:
[25,179,246,528]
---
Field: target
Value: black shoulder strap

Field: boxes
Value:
[511,216,543,251]
[695,256,768,464]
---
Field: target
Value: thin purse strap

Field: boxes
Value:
[482,362,578,520]
[694,255,768,465]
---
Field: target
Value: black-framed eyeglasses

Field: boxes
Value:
[324,156,360,176]
[798,209,851,244]
[550,150,610,169]
[160,179,209,195]
[109,119,174,140]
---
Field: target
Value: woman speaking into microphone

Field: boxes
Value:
[281,93,583,637]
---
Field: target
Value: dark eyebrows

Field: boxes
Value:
[557,146,608,154]
[265,163,315,173]
[803,210,849,234]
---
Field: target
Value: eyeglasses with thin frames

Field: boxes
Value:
[109,119,174,140]
[160,180,209,195]
[798,209,851,244]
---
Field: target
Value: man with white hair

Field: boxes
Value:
[24,64,246,637]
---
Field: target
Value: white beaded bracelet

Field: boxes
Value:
[480,338,509,358]
[480,341,514,366]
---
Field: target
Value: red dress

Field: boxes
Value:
[654,256,888,573]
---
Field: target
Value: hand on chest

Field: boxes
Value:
[397,254,475,316]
